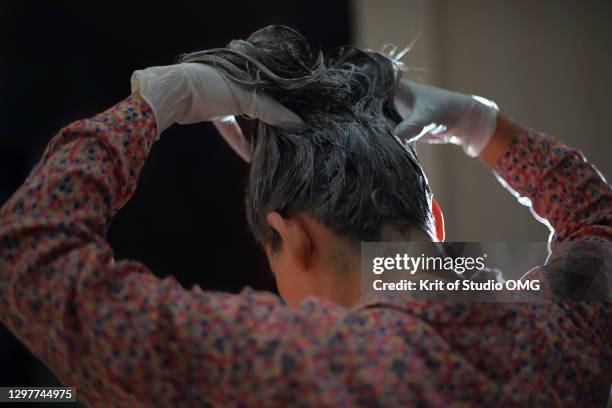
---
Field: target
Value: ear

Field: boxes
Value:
[266,212,313,270]
[431,198,445,242]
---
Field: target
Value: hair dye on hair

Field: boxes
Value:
[179,25,433,248]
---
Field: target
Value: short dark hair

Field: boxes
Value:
[179,25,433,249]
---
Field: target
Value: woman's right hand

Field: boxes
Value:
[131,63,303,160]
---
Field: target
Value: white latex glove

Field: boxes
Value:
[131,63,303,160]
[393,79,499,157]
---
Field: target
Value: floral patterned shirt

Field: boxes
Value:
[0,95,610,407]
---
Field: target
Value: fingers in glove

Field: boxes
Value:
[213,116,253,162]
[394,120,436,142]
[235,87,304,130]
[395,121,455,144]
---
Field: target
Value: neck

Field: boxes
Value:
[304,226,433,307]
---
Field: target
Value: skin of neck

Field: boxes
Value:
[264,212,435,308]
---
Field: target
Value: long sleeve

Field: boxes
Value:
[0,96,338,407]
[493,127,611,303]
[492,127,611,389]
[0,96,163,404]
[1,97,610,407]
[493,127,611,244]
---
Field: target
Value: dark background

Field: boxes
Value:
[3,0,610,403]
[0,0,351,390]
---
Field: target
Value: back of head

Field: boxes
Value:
[180,25,433,248]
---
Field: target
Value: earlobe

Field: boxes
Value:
[266,212,313,270]
[431,199,445,242]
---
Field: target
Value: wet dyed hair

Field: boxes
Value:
[179,25,433,249]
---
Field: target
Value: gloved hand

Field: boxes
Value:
[131,63,302,161]
[393,79,499,157]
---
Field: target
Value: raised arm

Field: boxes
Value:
[481,113,611,243]
[394,80,611,244]
[0,65,311,406]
